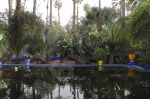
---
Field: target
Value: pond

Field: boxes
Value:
[0,66,150,99]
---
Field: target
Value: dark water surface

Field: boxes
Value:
[0,66,150,99]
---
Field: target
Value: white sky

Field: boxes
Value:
[0,0,112,26]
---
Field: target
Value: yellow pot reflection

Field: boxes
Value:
[128,69,136,77]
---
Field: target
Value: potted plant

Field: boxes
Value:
[128,48,136,66]
[94,48,108,61]
[128,48,135,62]
[24,53,31,65]
[94,48,108,71]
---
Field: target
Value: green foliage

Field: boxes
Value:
[0,23,8,60]
[137,53,150,65]
[23,53,32,59]
[102,25,129,46]
[101,24,130,63]
[6,11,44,57]
[84,3,91,13]
[56,33,72,58]
[94,48,108,60]
[85,7,116,32]
[0,1,148,64]
[129,2,150,41]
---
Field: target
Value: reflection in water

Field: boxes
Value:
[0,67,150,99]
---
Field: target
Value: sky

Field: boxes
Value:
[0,0,112,26]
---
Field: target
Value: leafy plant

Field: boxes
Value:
[6,11,44,57]
[94,48,108,61]
[129,2,150,41]
[24,53,32,59]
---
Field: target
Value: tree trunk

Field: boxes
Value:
[77,88,79,99]
[50,90,53,99]
[58,7,60,24]
[73,0,76,33]
[8,0,12,20]
[73,83,76,99]
[72,0,76,55]
[120,0,125,17]
[58,86,60,98]
[99,0,101,10]
[15,0,22,13]
[49,0,53,27]
[33,0,37,14]
[32,86,36,99]
[46,0,49,25]
[76,4,79,26]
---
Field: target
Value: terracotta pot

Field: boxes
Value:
[128,53,135,62]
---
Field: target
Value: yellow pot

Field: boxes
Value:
[98,60,104,71]
[98,60,103,65]
[129,53,135,62]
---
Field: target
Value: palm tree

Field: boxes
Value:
[49,0,53,27]
[15,0,22,13]
[46,0,49,25]
[120,0,125,17]
[75,0,83,25]
[102,25,129,63]
[126,0,149,12]
[72,0,76,33]
[85,7,116,32]
[33,0,37,14]
[112,0,126,17]
[83,3,91,13]
[99,0,101,10]
[54,0,62,24]
[8,0,13,19]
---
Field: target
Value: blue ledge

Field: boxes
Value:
[0,63,150,72]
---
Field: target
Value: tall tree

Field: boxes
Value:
[120,0,125,17]
[129,2,150,42]
[15,0,22,13]
[46,0,49,25]
[99,0,101,9]
[72,0,76,33]
[8,0,22,57]
[84,3,91,13]
[8,0,13,23]
[49,0,53,27]
[75,0,83,25]
[54,0,62,24]
[33,0,37,14]
[85,7,116,32]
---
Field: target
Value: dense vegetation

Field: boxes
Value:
[0,0,149,64]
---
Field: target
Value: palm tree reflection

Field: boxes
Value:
[0,67,150,99]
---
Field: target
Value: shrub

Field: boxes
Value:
[94,48,108,61]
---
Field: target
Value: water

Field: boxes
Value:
[0,66,150,99]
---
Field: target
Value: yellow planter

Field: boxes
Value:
[98,60,104,71]
[98,60,103,65]
[129,53,135,62]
